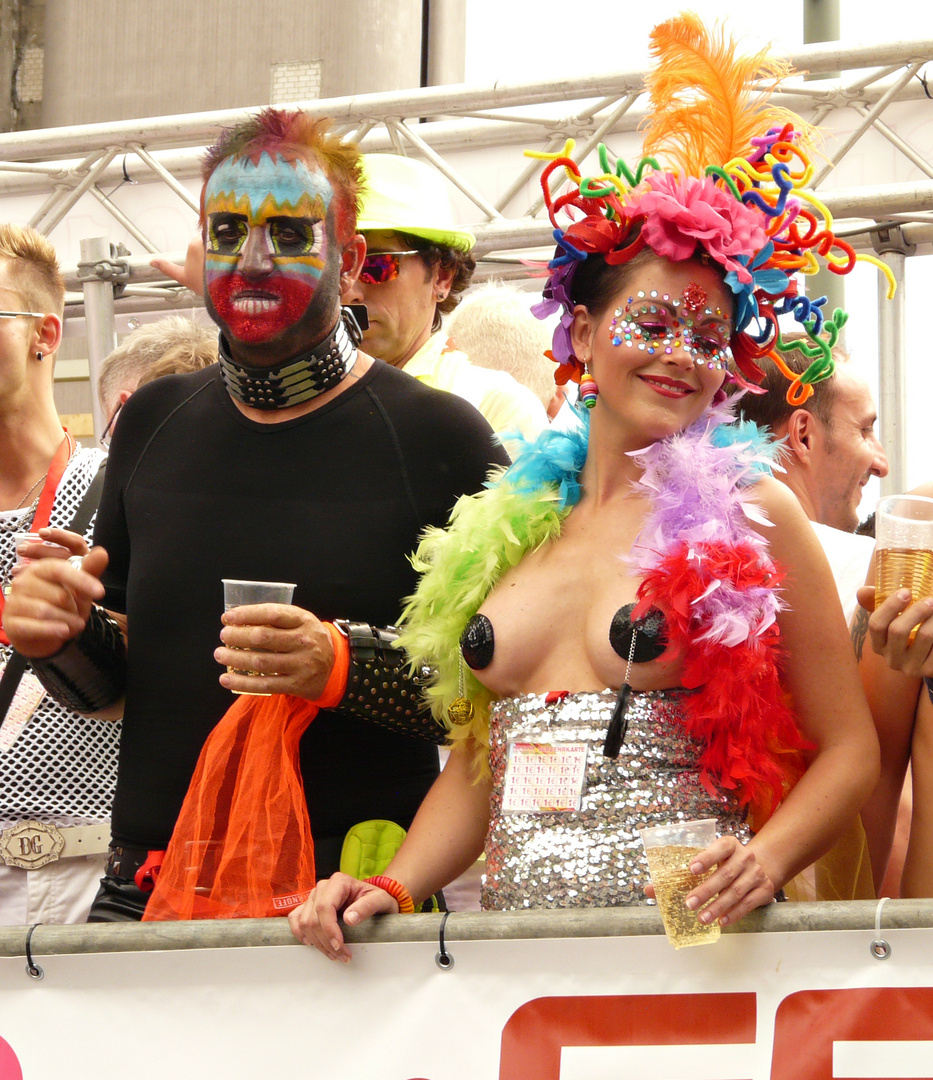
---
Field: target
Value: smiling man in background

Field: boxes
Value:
[738,342,887,624]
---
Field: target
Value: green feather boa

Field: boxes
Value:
[399,464,569,761]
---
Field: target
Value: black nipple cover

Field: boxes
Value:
[461,613,495,670]
[608,603,668,664]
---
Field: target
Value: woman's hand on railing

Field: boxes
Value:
[288,873,399,962]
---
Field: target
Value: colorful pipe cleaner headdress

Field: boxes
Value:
[530,13,896,404]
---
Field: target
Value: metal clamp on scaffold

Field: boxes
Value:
[76,241,131,295]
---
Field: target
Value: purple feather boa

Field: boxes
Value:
[628,398,784,648]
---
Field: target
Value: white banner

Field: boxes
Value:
[4,926,933,1078]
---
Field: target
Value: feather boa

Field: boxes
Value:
[399,401,808,820]
[628,402,811,819]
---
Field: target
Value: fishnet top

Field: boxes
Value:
[0,446,119,824]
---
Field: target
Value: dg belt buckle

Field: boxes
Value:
[0,820,65,870]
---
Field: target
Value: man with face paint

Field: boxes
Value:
[149,154,550,444]
[3,110,508,921]
[203,146,338,365]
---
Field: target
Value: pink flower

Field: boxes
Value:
[627,174,767,285]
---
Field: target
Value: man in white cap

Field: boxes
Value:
[343,153,547,442]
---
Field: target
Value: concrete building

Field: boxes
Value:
[0,0,467,130]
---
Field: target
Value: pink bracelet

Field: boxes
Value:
[364,875,416,913]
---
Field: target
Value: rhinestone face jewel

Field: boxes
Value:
[608,290,732,372]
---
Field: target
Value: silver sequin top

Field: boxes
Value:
[483,689,751,910]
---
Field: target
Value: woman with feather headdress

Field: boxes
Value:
[290,14,885,957]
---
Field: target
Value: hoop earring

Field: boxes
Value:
[579,365,598,409]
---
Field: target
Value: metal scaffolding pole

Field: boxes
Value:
[875,241,911,494]
[79,237,121,443]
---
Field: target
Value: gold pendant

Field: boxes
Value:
[447,697,474,726]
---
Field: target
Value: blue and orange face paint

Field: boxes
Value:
[204,151,334,344]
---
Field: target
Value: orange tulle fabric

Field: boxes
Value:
[143,624,349,921]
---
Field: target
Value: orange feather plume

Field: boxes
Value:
[641,12,804,177]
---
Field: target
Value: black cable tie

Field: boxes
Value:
[434,910,454,971]
[24,923,44,980]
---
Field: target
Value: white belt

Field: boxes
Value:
[0,821,111,870]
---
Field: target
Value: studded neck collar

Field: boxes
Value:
[217,306,362,411]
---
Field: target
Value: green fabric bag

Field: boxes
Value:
[339,819,441,912]
[339,819,408,880]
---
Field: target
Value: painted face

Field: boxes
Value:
[576,259,731,445]
[608,284,733,372]
[203,151,334,348]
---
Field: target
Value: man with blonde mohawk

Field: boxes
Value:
[0,223,112,925]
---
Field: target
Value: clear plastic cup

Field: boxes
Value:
[221,579,296,695]
[10,532,45,568]
[637,818,720,949]
[875,495,933,609]
[5,533,47,596]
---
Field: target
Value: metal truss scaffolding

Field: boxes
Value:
[1,35,931,481]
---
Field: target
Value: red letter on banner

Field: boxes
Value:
[0,1037,23,1080]
[498,992,756,1080]
[772,987,933,1080]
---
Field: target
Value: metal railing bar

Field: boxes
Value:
[2,900,932,959]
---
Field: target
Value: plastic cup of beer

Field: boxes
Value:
[221,578,296,695]
[874,496,933,634]
[637,818,720,949]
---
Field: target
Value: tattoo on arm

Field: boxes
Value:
[851,606,870,661]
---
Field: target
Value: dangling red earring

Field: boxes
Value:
[579,366,598,409]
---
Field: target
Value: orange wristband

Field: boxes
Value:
[364,875,416,913]
[313,623,350,709]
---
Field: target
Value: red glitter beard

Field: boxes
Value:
[208,272,315,344]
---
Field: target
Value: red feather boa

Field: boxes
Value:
[634,538,812,825]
